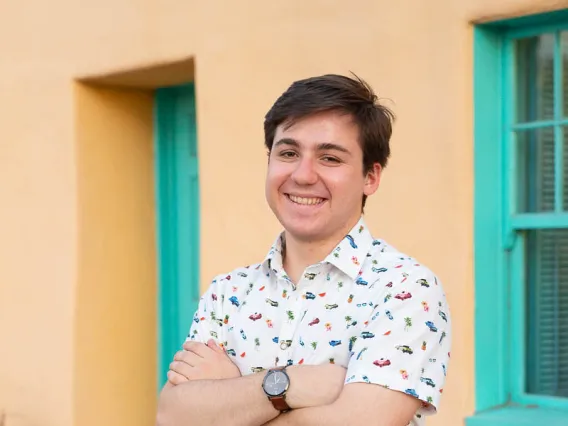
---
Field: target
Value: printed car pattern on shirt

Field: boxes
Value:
[186,217,451,425]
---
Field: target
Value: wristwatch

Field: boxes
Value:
[262,366,291,412]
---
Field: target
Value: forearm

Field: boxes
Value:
[263,405,337,426]
[156,373,279,426]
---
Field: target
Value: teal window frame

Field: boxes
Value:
[154,83,200,388]
[470,9,568,426]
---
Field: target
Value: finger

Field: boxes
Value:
[170,360,195,380]
[174,350,202,367]
[182,341,211,357]
[167,369,189,385]
[207,339,225,353]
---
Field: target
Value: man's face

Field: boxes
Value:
[265,110,381,244]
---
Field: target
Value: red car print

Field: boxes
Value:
[386,282,393,288]
[211,293,218,301]
[308,318,320,326]
[249,313,262,321]
[395,292,412,300]
[373,359,391,367]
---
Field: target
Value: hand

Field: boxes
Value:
[285,363,346,409]
[167,339,242,385]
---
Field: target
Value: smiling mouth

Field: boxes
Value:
[286,194,326,206]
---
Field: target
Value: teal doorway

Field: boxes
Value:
[154,83,200,388]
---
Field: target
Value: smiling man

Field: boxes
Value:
[156,74,452,426]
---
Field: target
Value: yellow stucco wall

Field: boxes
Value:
[0,1,565,425]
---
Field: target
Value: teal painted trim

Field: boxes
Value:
[465,406,568,426]
[155,83,200,389]
[485,9,568,31]
[502,36,515,244]
[510,213,568,228]
[473,25,509,411]
[511,119,568,130]
[554,32,564,212]
[510,236,526,400]
[514,393,568,410]
[503,23,563,40]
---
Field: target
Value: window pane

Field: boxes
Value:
[516,34,554,123]
[563,32,568,117]
[516,127,555,212]
[564,127,568,211]
[525,229,568,397]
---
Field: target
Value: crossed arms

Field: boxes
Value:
[155,339,421,426]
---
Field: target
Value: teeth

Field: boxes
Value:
[288,195,324,205]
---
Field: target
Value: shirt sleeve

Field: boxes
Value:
[345,265,452,415]
[185,275,226,345]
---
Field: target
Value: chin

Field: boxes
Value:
[281,220,328,242]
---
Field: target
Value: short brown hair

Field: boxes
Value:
[263,73,395,208]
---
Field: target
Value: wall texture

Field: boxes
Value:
[0,0,565,425]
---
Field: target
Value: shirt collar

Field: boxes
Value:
[262,216,375,282]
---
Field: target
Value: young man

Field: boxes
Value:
[156,74,451,426]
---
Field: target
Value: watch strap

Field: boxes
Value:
[269,395,290,412]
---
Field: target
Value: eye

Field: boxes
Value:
[279,150,297,159]
[322,156,341,164]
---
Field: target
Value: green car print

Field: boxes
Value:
[265,298,279,307]
[325,304,339,310]
[396,345,413,355]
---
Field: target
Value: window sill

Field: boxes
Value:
[466,406,568,426]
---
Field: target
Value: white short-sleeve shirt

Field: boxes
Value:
[187,216,452,425]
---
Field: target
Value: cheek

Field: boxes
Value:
[322,170,365,197]
[266,163,288,194]
[266,161,290,189]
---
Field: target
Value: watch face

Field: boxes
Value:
[263,370,289,396]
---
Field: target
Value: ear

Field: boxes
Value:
[363,163,382,197]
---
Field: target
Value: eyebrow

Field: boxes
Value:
[273,138,351,155]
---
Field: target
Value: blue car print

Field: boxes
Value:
[439,310,448,322]
[405,389,419,398]
[361,331,375,339]
[304,292,316,300]
[329,340,342,347]
[346,235,358,248]
[356,277,368,286]
[362,375,370,383]
[425,321,438,332]
[229,296,240,307]
[240,329,247,340]
[385,310,393,320]
[372,267,388,273]
[420,377,436,388]
[226,349,236,356]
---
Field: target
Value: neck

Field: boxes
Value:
[282,216,361,284]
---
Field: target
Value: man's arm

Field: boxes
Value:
[157,363,346,426]
[264,383,421,426]
[156,372,278,426]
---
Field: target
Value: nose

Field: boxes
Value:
[291,156,318,185]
